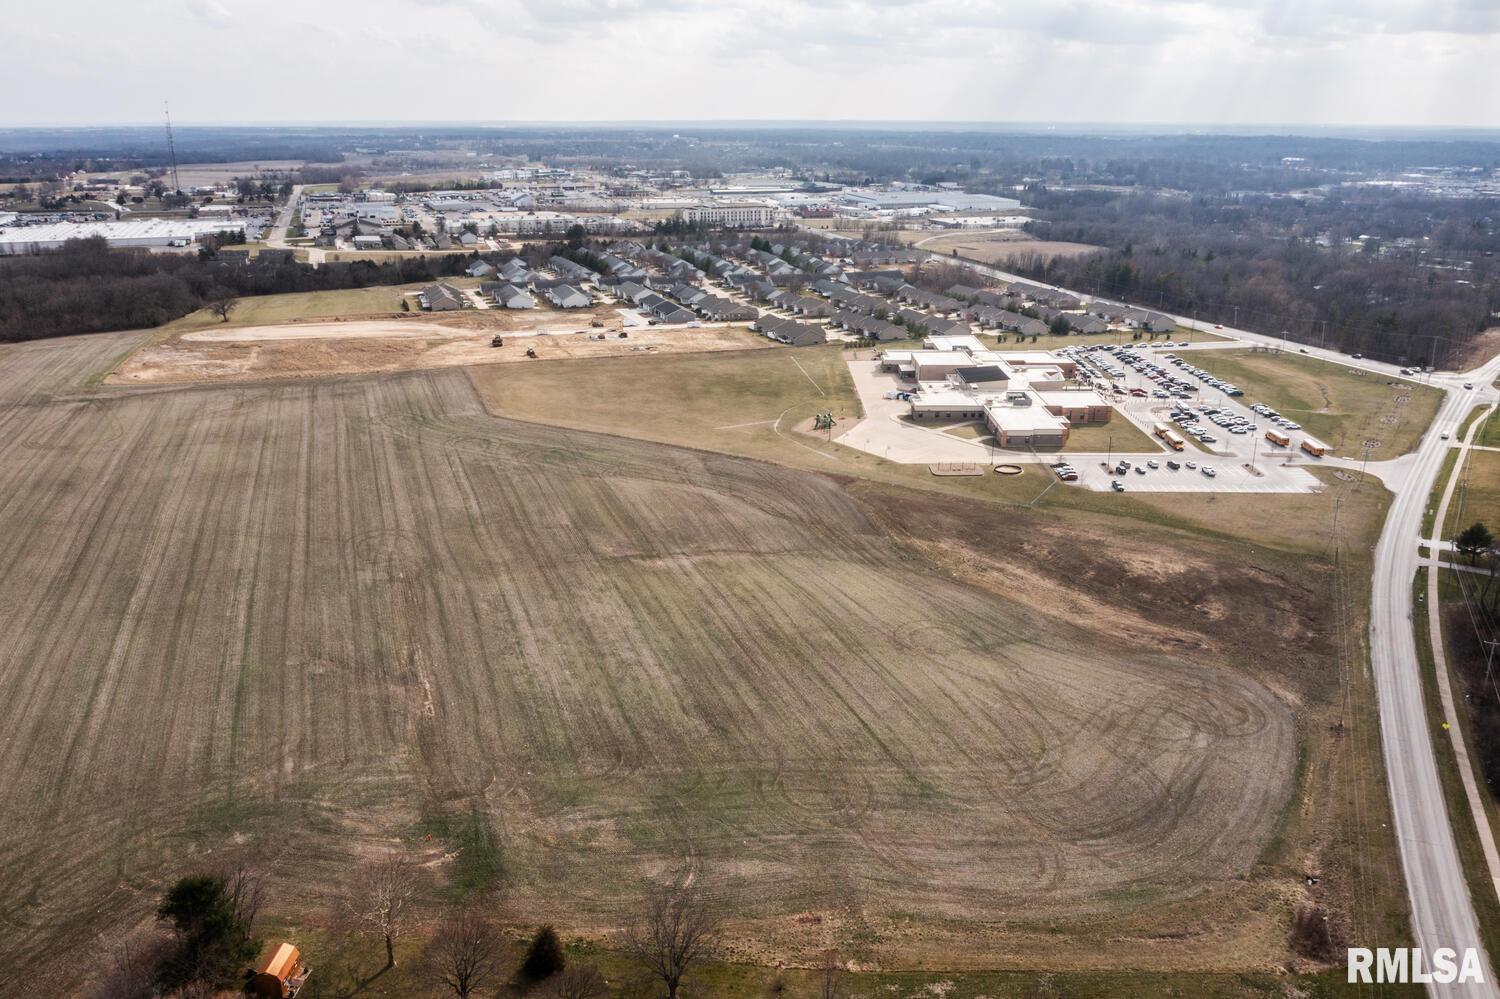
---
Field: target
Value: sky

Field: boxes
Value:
[4,0,1499,128]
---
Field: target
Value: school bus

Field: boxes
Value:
[1265,429,1291,447]
[1153,422,1186,451]
[1301,439,1326,457]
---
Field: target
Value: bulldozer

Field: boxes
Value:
[490,335,504,348]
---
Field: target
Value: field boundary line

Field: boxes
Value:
[715,419,778,430]
[790,356,825,396]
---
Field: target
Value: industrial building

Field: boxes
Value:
[0,217,248,254]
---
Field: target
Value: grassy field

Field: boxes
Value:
[472,345,1383,553]
[1415,569,1500,980]
[1424,448,1464,538]
[1442,448,1500,541]
[156,279,483,335]
[1191,349,1443,458]
[1478,407,1500,448]
[936,417,1156,454]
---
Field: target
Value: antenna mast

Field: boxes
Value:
[163,101,181,196]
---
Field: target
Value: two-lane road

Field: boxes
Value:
[1371,358,1500,997]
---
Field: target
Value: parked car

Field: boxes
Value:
[1111,480,1125,492]
[1166,460,1180,470]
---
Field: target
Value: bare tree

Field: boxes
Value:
[624,884,720,999]
[222,862,265,937]
[548,963,606,999]
[424,904,501,999]
[208,298,239,323]
[819,949,844,999]
[348,851,419,969]
[96,930,174,999]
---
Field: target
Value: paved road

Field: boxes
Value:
[1370,359,1500,996]
[803,224,1500,991]
[267,184,301,245]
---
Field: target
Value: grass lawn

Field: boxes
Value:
[934,418,1156,454]
[155,278,483,335]
[1442,448,1500,542]
[1425,448,1463,539]
[1064,420,1158,453]
[255,918,1403,999]
[1192,349,1443,458]
[472,345,1392,556]
[974,328,1226,351]
[1477,408,1500,448]
[1416,568,1500,981]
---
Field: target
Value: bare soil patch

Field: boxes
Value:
[108,314,765,385]
[915,231,1106,265]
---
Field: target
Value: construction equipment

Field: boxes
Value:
[490,335,504,348]
[525,346,537,358]
[617,330,629,338]
[590,319,605,328]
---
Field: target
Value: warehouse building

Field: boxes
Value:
[0,217,248,254]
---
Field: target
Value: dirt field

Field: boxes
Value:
[895,229,1105,265]
[108,313,766,384]
[0,333,1307,991]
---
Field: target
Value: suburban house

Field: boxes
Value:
[547,284,591,308]
[418,283,468,311]
[482,282,534,309]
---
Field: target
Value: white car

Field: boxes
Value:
[1202,465,1217,477]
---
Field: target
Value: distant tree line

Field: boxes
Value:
[0,237,472,343]
[1007,190,1500,364]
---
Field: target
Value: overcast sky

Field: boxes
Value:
[4,0,1498,127]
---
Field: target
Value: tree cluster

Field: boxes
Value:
[0,237,473,343]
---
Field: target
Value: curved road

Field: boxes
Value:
[1372,360,1500,997]
[804,223,1500,993]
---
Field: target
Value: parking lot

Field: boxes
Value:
[840,343,1333,493]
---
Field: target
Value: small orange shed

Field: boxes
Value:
[252,942,310,998]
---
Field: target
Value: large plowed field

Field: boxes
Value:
[0,334,1294,985]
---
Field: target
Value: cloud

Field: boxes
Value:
[185,0,232,26]
[0,0,1495,126]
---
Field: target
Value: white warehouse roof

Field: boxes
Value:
[0,217,246,254]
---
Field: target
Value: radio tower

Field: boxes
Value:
[163,101,181,196]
